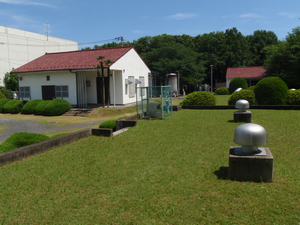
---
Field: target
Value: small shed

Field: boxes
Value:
[226,66,266,88]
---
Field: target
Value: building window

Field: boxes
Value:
[128,76,135,98]
[46,75,50,81]
[19,86,30,98]
[55,85,69,98]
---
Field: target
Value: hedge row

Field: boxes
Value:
[0,98,71,116]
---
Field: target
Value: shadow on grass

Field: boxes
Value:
[227,120,235,123]
[214,166,229,180]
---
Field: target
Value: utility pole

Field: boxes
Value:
[115,36,124,46]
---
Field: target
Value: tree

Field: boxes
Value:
[4,70,18,91]
[264,26,300,88]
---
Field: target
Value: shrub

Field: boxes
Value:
[286,90,300,105]
[2,100,23,114]
[43,99,72,116]
[21,99,43,114]
[34,100,51,115]
[99,120,117,130]
[1,132,50,153]
[180,91,216,105]
[0,142,17,153]
[0,87,13,99]
[0,92,6,99]
[228,90,257,105]
[254,77,288,105]
[214,87,229,95]
[0,99,12,113]
[248,86,256,91]
[229,77,248,94]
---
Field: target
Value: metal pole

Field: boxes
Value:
[210,65,213,93]
[113,70,115,107]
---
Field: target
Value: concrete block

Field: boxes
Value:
[234,111,252,123]
[229,147,273,182]
[91,128,112,137]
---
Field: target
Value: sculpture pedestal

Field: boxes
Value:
[234,111,252,123]
[228,147,273,182]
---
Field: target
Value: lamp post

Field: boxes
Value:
[210,65,213,93]
[176,70,180,96]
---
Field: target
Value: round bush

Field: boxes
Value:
[43,99,72,116]
[99,120,117,130]
[254,77,288,105]
[34,100,51,115]
[248,86,256,91]
[228,90,257,105]
[0,99,12,113]
[0,142,17,153]
[0,92,6,99]
[180,91,216,105]
[229,77,248,94]
[215,87,229,95]
[2,100,23,114]
[3,132,50,150]
[286,90,300,105]
[21,99,43,114]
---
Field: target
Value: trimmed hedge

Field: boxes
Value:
[254,77,288,105]
[0,92,6,99]
[229,77,248,94]
[215,87,229,95]
[286,90,300,105]
[34,100,51,115]
[180,91,216,105]
[99,120,117,130]
[0,99,12,113]
[228,90,257,105]
[2,100,23,114]
[21,99,43,114]
[43,99,72,116]
[248,86,256,91]
[0,132,50,153]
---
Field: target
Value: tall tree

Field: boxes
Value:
[4,70,18,91]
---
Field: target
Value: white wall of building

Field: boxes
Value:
[18,71,77,105]
[111,48,150,104]
[226,78,232,88]
[0,26,78,86]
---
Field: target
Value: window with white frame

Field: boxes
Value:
[19,86,31,98]
[128,76,135,98]
[55,85,69,98]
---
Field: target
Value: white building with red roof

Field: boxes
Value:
[226,66,267,88]
[12,46,150,107]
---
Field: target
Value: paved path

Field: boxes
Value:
[0,118,104,142]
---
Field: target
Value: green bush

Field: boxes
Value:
[0,87,13,99]
[99,120,117,130]
[0,99,12,113]
[0,92,6,99]
[2,100,23,114]
[254,77,288,105]
[21,99,43,114]
[43,99,72,116]
[0,132,50,153]
[34,100,51,115]
[228,90,257,105]
[286,90,300,105]
[248,86,256,91]
[214,87,229,95]
[180,91,216,105]
[229,77,248,94]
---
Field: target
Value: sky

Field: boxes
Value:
[0,0,299,49]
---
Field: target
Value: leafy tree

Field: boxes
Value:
[4,70,18,91]
[264,26,300,88]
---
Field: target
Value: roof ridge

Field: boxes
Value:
[228,66,264,69]
[45,45,133,55]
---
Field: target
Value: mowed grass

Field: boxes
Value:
[0,109,299,224]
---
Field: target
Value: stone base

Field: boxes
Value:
[234,111,252,123]
[229,147,273,182]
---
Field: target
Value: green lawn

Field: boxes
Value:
[0,109,299,223]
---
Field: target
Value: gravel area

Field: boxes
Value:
[0,118,104,142]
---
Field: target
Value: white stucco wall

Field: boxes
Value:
[111,48,150,104]
[0,26,78,86]
[226,78,232,88]
[18,71,77,105]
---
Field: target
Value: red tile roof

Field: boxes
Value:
[12,46,133,73]
[226,66,266,79]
